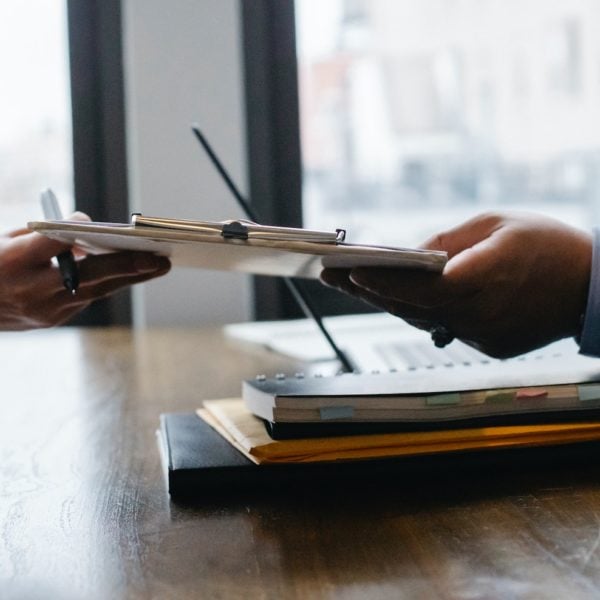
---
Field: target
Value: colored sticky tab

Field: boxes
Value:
[485,391,515,403]
[515,388,548,400]
[319,406,354,420]
[578,384,600,402]
[426,393,460,406]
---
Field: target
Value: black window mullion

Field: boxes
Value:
[67,0,130,325]
[241,0,377,320]
[242,0,304,320]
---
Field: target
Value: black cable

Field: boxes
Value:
[191,124,354,372]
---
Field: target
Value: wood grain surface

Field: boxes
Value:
[2,326,600,599]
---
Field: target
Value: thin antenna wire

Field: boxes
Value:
[191,124,354,373]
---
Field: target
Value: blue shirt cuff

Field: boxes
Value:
[579,227,600,356]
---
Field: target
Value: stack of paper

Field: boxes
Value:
[199,399,600,465]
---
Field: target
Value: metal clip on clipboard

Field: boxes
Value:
[131,214,347,244]
[220,221,347,243]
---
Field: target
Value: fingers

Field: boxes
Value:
[0,213,172,330]
[348,268,452,309]
[340,215,508,308]
[68,211,91,222]
[9,248,170,294]
[323,213,506,310]
[7,227,32,239]
[8,231,74,265]
[58,269,170,308]
[419,212,504,256]
[321,267,450,304]
[77,261,170,299]
[8,212,94,264]
[321,268,444,322]
[320,268,352,291]
[17,265,171,329]
[323,211,593,359]
[9,250,171,316]
[77,252,171,285]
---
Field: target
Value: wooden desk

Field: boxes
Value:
[3,326,600,599]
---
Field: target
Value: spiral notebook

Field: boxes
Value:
[242,350,600,439]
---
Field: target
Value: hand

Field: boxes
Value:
[321,212,593,358]
[0,213,171,330]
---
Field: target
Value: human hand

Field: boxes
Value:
[0,213,171,330]
[321,212,592,358]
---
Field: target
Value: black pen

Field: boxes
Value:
[191,124,355,373]
[40,189,79,295]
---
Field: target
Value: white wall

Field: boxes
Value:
[123,0,252,326]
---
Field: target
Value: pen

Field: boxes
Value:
[40,189,79,295]
[191,124,355,373]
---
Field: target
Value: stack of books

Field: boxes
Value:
[159,348,600,493]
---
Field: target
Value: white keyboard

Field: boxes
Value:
[225,313,579,373]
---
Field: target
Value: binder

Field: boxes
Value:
[158,411,600,496]
[28,216,447,279]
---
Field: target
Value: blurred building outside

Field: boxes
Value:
[297,0,600,246]
[0,0,73,232]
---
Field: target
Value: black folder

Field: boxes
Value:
[158,412,600,497]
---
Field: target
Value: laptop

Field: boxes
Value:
[225,312,578,374]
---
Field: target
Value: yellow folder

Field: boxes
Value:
[199,399,600,465]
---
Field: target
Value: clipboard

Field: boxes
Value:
[29,215,447,279]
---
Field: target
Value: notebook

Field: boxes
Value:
[242,351,600,439]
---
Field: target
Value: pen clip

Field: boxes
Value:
[41,188,64,221]
[40,188,79,295]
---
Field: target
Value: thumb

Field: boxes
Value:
[420,212,505,258]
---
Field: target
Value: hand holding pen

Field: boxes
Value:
[41,189,79,294]
[0,193,171,331]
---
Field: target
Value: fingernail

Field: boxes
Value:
[134,254,171,273]
[68,211,91,222]
[349,269,371,287]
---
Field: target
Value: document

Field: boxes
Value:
[28,216,447,279]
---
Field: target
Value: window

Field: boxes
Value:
[0,0,130,325]
[0,0,73,230]
[243,0,600,318]
[296,0,600,247]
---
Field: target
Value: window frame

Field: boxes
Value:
[241,0,378,319]
[67,0,131,325]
